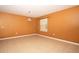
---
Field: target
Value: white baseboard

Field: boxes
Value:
[0,33,37,40]
[0,33,79,46]
[36,34,79,46]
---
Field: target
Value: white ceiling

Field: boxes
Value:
[0,5,75,17]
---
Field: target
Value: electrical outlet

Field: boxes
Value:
[1,26,5,29]
[53,33,55,35]
[15,32,18,35]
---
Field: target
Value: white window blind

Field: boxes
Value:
[40,18,48,32]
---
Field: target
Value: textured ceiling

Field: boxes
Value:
[0,5,75,17]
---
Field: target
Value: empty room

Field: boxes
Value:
[0,5,79,53]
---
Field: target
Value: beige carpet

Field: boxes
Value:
[0,35,79,53]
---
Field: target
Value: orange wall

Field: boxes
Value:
[0,6,79,43]
[37,6,79,43]
[0,12,37,38]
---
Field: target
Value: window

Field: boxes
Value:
[40,18,48,32]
